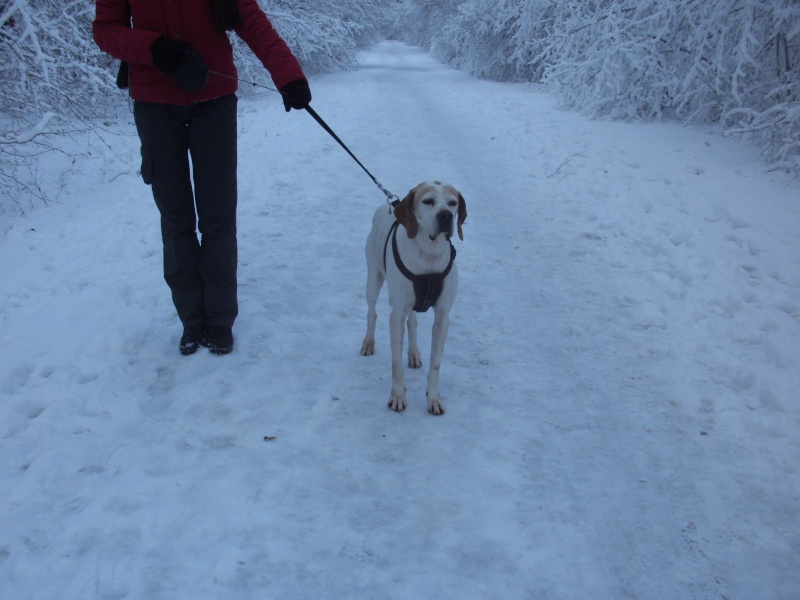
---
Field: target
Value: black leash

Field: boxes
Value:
[304,105,398,204]
[210,70,399,205]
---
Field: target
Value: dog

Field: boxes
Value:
[360,181,467,415]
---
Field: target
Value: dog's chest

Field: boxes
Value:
[384,221,456,312]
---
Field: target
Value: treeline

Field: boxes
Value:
[1,0,797,210]
[389,0,800,176]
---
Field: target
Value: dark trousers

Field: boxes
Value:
[134,94,239,328]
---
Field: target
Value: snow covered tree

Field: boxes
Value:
[386,0,463,49]
[435,0,556,82]
[235,0,390,84]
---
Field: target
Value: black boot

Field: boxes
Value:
[205,326,234,355]
[180,326,206,356]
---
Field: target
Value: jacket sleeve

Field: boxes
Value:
[93,0,160,66]
[234,0,307,90]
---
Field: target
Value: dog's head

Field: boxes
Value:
[394,181,467,241]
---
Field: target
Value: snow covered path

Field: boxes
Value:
[1,41,799,599]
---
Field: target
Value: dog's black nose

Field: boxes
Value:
[436,210,454,236]
[437,211,453,226]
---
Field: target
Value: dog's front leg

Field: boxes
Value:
[426,308,450,415]
[406,312,422,368]
[388,307,408,412]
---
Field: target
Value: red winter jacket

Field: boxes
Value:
[93,0,307,105]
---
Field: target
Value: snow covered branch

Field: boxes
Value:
[2,111,56,144]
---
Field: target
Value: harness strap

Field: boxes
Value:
[383,221,398,274]
[383,221,456,313]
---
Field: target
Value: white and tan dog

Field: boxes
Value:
[360,181,467,415]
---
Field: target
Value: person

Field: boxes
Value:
[93,0,311,356]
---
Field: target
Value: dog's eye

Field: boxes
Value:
[422,198,435,206]
[448,200,458,207]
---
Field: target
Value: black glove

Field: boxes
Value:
[173,48,209,92]
[151,37,208,92]
[151,36,188,73]
[280,80,312,112]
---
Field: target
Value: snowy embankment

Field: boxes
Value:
[1,42,798,599]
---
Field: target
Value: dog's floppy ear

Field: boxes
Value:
[394,187,419,239]
[456,193,467,241]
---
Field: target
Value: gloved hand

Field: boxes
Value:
[151,36,188,73]
[173,48,209,92]
[280,80,312,112]
[151,36,208,92]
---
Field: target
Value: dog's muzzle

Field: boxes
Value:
[436,210,454,238]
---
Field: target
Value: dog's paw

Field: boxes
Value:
[426,392,445,416]
[408,351,422,369]
[388,391,406,413]
[360,339,375,356]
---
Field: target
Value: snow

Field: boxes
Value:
[1,41,799,599]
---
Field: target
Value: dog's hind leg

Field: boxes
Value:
[406,312,422,368]
[360,266,384,356]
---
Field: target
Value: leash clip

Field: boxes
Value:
[377,183,399,211]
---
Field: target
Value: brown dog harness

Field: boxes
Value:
[384,220,456,313]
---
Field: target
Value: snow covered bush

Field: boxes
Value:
[543,0,800,174]
[714,2,799,174]
[0,0,118,211]
[0,0,116,121]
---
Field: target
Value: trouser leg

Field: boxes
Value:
[134,100,205,328]
[187,94,239,328]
